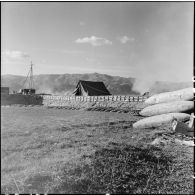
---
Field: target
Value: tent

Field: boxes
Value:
[73,80,111,96]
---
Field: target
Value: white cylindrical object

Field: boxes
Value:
[140,101,194,116]
[145,87,194,105]
[133,113,191,129]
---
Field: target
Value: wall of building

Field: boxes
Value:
[1,94,43,105]
[1,87,9,95]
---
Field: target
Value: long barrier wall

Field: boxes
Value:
[1,94,147,106]
[42,95,147,105]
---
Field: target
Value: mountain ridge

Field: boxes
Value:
[1,73,192,95]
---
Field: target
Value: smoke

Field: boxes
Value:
[34,75,77,95]
[36,84,73,95]
[132,78,155,95]
[132,78,192,95]
[35,83,73,95]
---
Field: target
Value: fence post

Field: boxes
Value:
[134,96,138,102]
[138,96,143,102]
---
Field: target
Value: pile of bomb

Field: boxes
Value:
[133,88,194,129]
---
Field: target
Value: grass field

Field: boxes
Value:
[1,105,194,194]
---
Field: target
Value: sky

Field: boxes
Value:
[1,2,194,82]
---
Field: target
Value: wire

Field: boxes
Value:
[22,63,35,89]
[22,69,31,89]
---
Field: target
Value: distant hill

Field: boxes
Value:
[1,73,192,95]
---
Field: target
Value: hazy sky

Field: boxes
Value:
[1,2,193,82]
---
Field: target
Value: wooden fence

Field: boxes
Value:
[42,95,147,102]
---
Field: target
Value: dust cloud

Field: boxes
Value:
[132,78,155,95]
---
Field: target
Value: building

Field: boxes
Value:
[1,87,9,95]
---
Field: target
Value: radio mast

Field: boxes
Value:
[29,61,34,89]
[20,61,36,95]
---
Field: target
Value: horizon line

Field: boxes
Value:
[1,72,192,83]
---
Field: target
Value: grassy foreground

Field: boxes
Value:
[1,106,194,194]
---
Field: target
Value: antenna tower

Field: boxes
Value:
[22,61,35,89]
[29,61,34,89]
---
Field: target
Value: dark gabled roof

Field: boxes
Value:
[73,80,111,96]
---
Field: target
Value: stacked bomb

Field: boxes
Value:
[133,88,194,129]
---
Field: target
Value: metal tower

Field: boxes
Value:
[22,61,34,89]
[29,61,34,89]
[20,61,36,95]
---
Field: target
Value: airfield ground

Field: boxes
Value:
[1,105,194,194]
